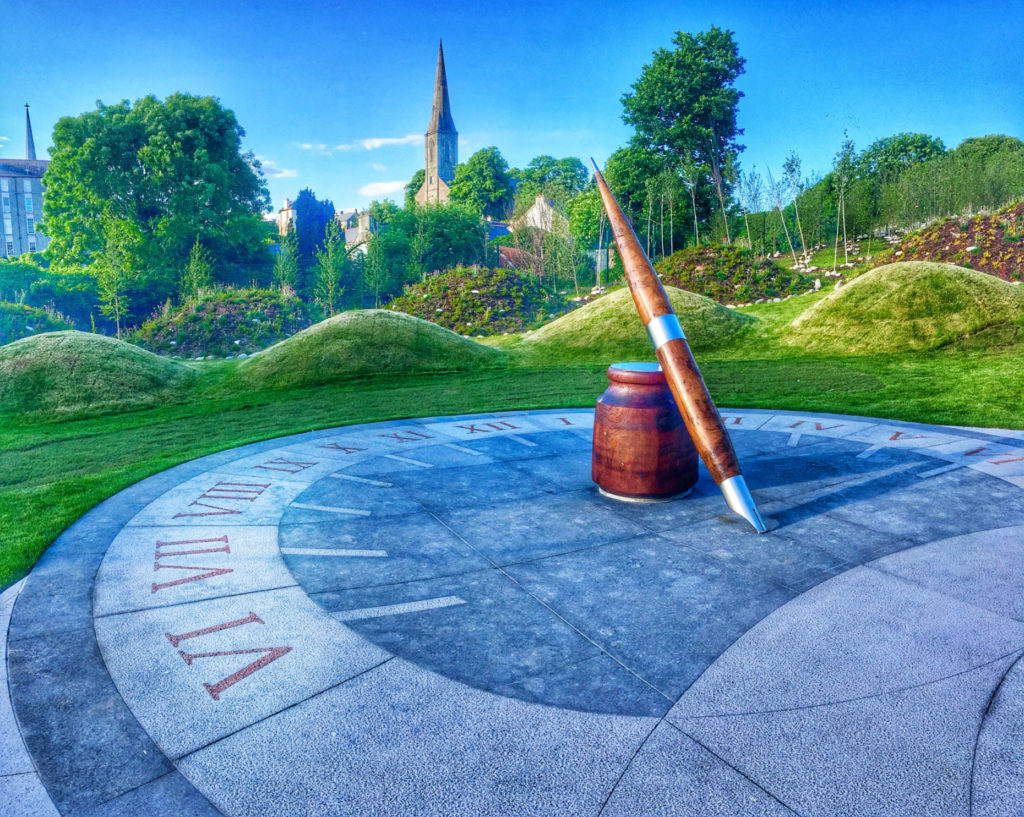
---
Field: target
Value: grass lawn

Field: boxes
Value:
[3,280,1022,590]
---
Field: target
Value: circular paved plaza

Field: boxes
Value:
[3,408,1024,816]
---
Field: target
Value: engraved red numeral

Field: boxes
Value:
[253,458,318,474]
[152,535,233,594]
[788,421,843,431]
[173,482,270,518]
[557,417,573,425]
[455,421,520,434]
[889,432,927,441]
[166,612,292,700]
[319,443,366,454]
[383,430,431,442]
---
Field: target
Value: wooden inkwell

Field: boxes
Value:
[592,362,699,502]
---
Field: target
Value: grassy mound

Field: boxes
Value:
[0,331,196,416]
[131,287,319,358]
[386,266,570,336]
[655,244,815,304]
[502,286,754,363]
[0,303,74,345]
[786,262,1024,353]
[235,309,504,389]
[875,200,1024,281]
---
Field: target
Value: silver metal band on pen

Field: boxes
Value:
[645,313,685,351]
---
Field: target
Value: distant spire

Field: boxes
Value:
[25,103,36,160]
[427,40,456,134]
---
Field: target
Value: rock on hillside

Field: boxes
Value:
[234,309,504,389]
[655,245,815,304]
[877,201,1024,281]
[786,261,1024,353]
[0,331,195,416]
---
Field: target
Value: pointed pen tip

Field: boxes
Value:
[719,475,768,534]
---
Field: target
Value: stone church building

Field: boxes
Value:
[0,105,49,258]
[415,41,458,205]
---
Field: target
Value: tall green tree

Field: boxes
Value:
[448,147,515,219]
[621,27,745,243]
[43,94,271,320]
[180,240,213,301]
[273,230,299,292]
[291,188,335,294]
[314,221,349,316]
[404,170,425,209]
[512,155,591,207]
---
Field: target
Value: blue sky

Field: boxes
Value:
[2,0,1020,213]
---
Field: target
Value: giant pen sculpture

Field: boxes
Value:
[592,160,767,533]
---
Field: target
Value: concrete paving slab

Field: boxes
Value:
[313,568,606,697]
[505,535,796,703]
[0,580,33,777]
[73,770,224,817]
[94,586,389,758]
[7,626,174,813]
[601,721,797,817]
[871,525,1024,621]
[8,408,1024,817]
[671,566,1024,718]
[0,772,60,817]
[436,489,647,566]
[972,654,1024,817]
[176,658,656,817]
[94,524,294,617]
[674,656,1016,817]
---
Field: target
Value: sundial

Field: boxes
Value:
[4,408,1024,816]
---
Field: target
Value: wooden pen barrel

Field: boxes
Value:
[592,363,698,501]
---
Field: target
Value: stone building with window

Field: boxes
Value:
[415,41,458,205]
[0,105,49,258]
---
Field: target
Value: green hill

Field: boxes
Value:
[234,309,504,389]
[498,285,754,364]
[785,261,1024,353]
[0,330,196,416]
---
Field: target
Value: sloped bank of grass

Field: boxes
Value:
[489,286,755,364]
[234,309,505,389]
[0,330,196,417]
[785,262,1024,353]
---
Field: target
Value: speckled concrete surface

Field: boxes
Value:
[4,409,1024,816]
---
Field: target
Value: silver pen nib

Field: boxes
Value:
[719,475,768,533]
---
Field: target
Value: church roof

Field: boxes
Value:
[427,41,457,135]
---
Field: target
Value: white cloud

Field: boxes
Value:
[371,162,386,172]
[0,135,10,142]
[255,155,298,179]
[335,133,424,152]
[357,180,409,197]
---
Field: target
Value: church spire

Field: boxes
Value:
[427,40,456,135]
[25,103,36,160]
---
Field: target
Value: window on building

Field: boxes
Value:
[27,215,34,234]
[0,179,8,191]
[3,216,12,237]
[28,236,37,252]
[23,179,33,193]
[25,196,33,213]
[5,241,12,256]
[1,195,9,213]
